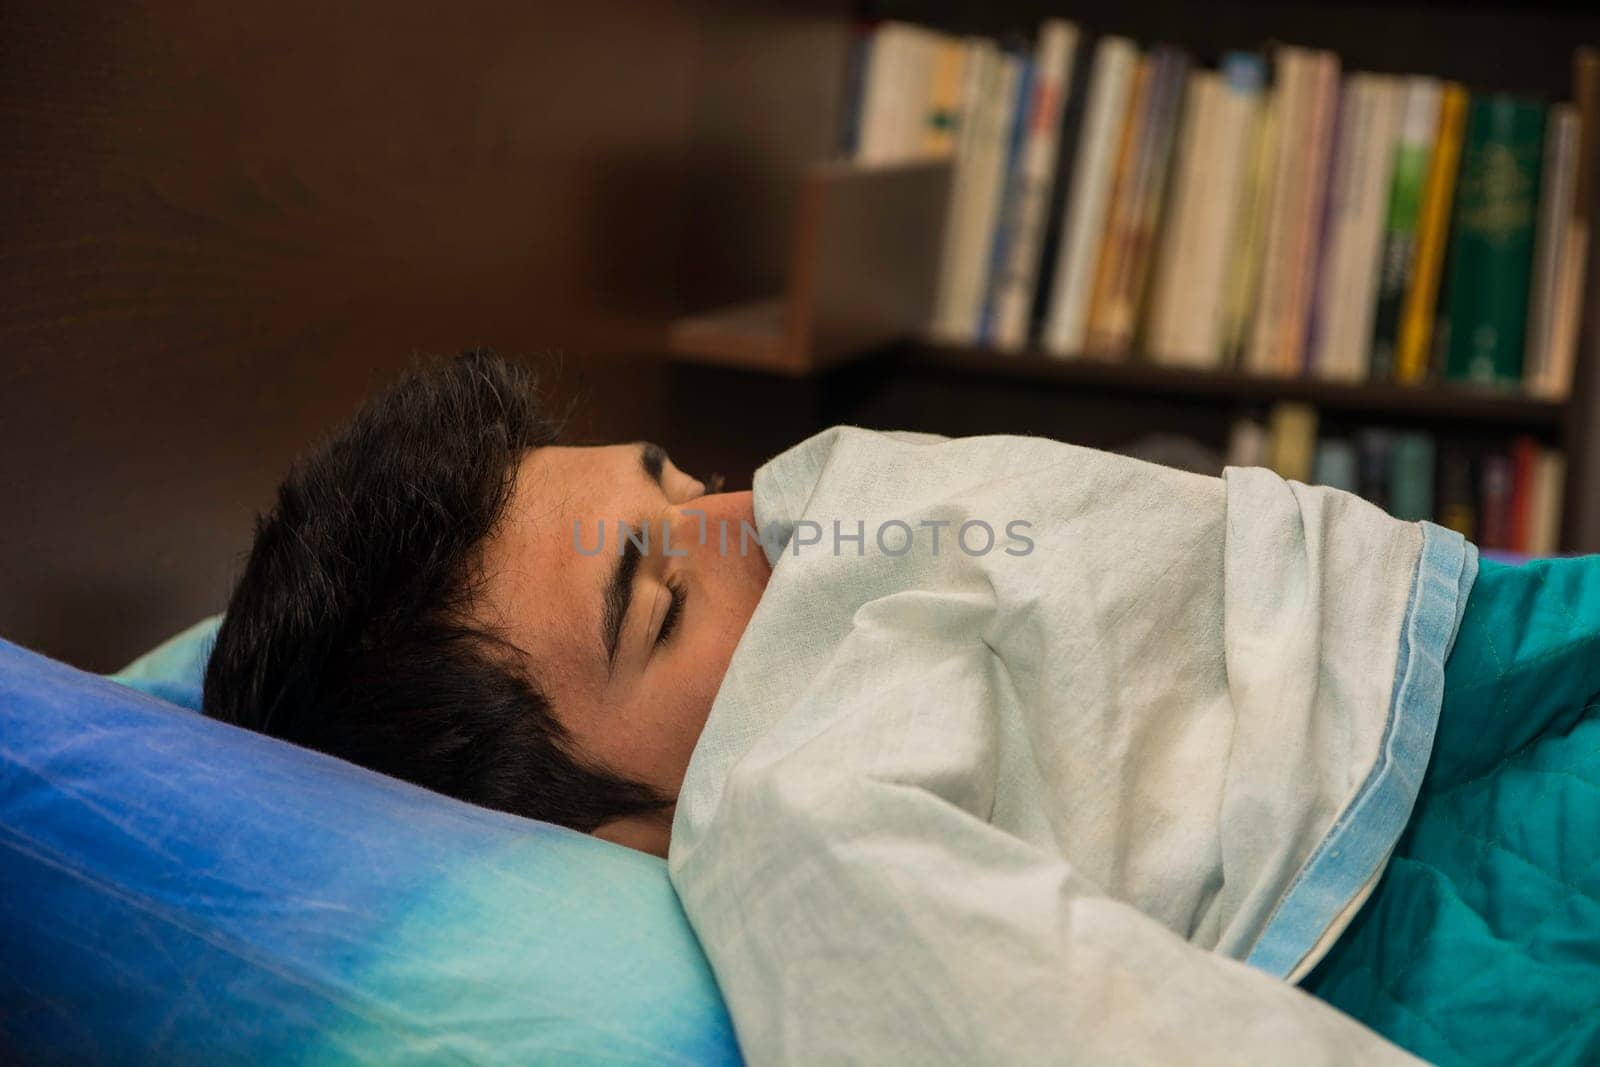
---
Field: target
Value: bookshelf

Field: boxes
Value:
[903,343,1569,428]
[664,1,1600,555]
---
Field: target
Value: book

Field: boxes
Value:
[1282,51,1341,372]
[857,23,939,163]
[1509,435,1539,552]
[1389,432,1437,522]
[836,23,872,157]
[977,51,1038,342]
[1040,36,1140,357]
[1312,439,1358,492]
[1479,451,1515,548]
[1394,83,1469,384]
[1309,75,1404,381]
[990,20,1082,351]
[1246,48,1340,375]
[1219,56,1277,366]
[1545,213,1589,401]
[1528,449,1567,556]
[1369,77,1442,381]
[1441,95,1546,386]
[1436,450,1477,540]
[1174,54,1266,367]
[1356,429,1394,512]
[1226,415,1269,468]
[1029,29,1098,345]
[1085,45,1190,357]
[922,36,970,157]
[1244,47,1308,374]
[1145,69,1216,363]
[1122,47,1194,357]
[1266,402,1317,482]
[1080,52,1156,357]
[1522,105,1577,393]
[1306,76,1366,377]
[930,42,1008,341]
[1526,105,1581,397]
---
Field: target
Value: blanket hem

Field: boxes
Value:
[1245,522,1479,979]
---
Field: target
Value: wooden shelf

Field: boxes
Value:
[892,341,1568,428]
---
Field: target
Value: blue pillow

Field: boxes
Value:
[107,614,221,710]
[1,635,740,1064]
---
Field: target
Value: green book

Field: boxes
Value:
[1440,95,1546,386]
[1389,432,1437,523]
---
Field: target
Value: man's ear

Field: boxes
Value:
[592,806,675,858]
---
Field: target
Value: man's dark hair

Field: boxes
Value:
[202,349,671,832]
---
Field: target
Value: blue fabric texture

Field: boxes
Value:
[1,637,741,1065]
[1306,554,1600,1065]
[1247,522,1478,977]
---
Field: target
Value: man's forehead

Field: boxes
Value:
[480,445,625,689]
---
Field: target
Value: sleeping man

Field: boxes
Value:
[205,350,1600,1064]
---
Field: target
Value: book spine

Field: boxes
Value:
[1308,76,1370,379]
[1280,52,1341,373]
[1226,415,1269,469]
[1389,432,1437,522]
[1219,55,1275,367]
[1029,28,1097,344]
[1357,428,1394,512]
[1120,47,1192,358]
[930,42,995,340]
[1524,104,1579,396]
[1441,95,1547,386]
[897,27,939,159]
[1436,449,1477,540]
[1188,55,1263,366]
[1479,452,1515,549]
[854,24,899,162]
[1370,78,1441,381]
[978,55,1038,343]
[1509,435,1539,552]
[991,20,1081,352]
[1083,54,1155,357]
[921,37,969,157]
[1266,402,1318,483]
[837,23,871,158]
[1529,450,1567,555]
[1041,38,1138,357]
[1245,47,1309,374]
[1395,84,1469,384]
[1312,439,1359,492]
[1146,70,1215,364]
[1341,80,1405,383]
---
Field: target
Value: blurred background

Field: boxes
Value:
[4,0,1598,671]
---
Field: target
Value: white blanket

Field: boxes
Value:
[669,427,1476,1065]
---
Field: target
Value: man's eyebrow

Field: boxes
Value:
[639,441,666,487]
[601,534,642,674]
[600,443,664,673]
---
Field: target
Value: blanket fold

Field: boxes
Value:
[670,427,1476,1064]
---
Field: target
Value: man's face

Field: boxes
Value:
[474,443,771,855]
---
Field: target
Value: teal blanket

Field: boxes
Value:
[1306,555,1600,1064]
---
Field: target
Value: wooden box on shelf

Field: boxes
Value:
[668,158,952,376]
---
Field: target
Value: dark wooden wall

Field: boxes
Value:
[1,0,849,670]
